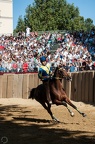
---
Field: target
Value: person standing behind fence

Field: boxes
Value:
[22,59,28,72]
[26,26,31,37]
[12,60,18,73]
[81,61,90,71]
[69,63,75,72]
[38,56,52,105]
[17,58,23,72]
[0,60,5,72]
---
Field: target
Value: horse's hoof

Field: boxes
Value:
[53,118,60,123]
[71,112,74,117]
[82,113,86,117]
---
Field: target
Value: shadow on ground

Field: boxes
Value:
[0,104,95,144]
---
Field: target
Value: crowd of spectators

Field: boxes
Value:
[0,29,95,74]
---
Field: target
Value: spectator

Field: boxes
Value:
[81,61,90,71]
[12,60,18,72]
[69,63,75,72]
[22,59,28,72]
[0,29,95,73]
[26,26,31,37]
[0,60,5,72]
[17,58,23,72]
[92,62,95,70]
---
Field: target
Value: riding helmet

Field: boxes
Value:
[40,56,46,63]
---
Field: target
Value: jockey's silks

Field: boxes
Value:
[40,63,50,74]
[38,63,51,80]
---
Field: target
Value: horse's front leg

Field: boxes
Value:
[41,102,60,122]
[53,99,74,117]
[65,97,86,117]
[62,101,74,117]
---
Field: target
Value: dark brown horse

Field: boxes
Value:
[29,67,86,122]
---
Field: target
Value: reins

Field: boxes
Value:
[53,77,62,80]
[50,67,69,80]
[52,67,64,80]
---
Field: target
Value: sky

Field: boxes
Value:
[13,0,95,29]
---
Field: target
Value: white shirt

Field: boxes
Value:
[26,27,31,37]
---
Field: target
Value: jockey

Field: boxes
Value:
[38,56,52,105]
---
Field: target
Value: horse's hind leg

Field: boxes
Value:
[65,97,86,117]
[41,102,60,122]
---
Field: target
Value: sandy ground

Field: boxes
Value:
[0,98,95,144]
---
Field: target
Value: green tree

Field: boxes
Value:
[15,0,95,32]
[15,16,25,32]
[84,18,94,31]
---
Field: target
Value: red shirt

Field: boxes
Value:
[22,62,28,72]
[12,63,18,69]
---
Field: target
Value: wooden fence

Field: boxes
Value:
[68,71,95,103]
[0,71,95,103]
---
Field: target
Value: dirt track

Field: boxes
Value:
[0,98,95,144]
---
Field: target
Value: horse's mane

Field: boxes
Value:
[53,67,59,77]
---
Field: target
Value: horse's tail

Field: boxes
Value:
[28,88,35,99]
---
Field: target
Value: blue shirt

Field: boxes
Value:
[69,65,75,72]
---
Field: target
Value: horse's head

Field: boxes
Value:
[54,66,72,81]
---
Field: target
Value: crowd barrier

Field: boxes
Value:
[0,71,95,104]
[69,71,95,103]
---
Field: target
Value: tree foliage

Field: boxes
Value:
[15,16,25,32]
[14,0,95,32]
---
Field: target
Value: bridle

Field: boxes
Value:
[52,67,72,81]
[51,67,66,80]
